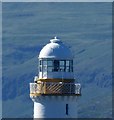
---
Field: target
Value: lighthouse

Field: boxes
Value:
[30,37,81,118]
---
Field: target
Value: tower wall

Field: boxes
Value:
[32,96,78,118]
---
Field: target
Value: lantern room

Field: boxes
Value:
[38,37,74,80]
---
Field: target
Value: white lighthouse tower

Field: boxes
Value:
[30,37,81,118]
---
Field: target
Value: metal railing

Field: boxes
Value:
[30,82,81,95]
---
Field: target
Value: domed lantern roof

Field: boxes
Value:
[39,37,73,60]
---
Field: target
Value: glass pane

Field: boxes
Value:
[39,66,42,72]
[43,60,47,66]
[60,66,64,72]
[70,60,73,67]
[53,60,59,72]
[39,60,42,65]
[66,61,69,66]
[48,67,53,72]
[48,60,53,66]
[66,67,70,72]
[71,67,73,72]
[43,66,47,72]
[60,61,64,66]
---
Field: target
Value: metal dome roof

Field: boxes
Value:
[38,37,73,59]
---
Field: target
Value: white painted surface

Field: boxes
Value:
[32,96,78,118]
[39,72,74,79]
[39,37,73,59]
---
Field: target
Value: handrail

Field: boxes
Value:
[30,82,81,95]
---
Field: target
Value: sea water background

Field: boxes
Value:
[2,2,112,118]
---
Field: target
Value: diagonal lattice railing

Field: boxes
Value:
[30,82,81,95]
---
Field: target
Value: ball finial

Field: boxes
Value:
[54,36,57,39]
[50,36,62,43]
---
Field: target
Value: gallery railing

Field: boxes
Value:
[30,82,81,96]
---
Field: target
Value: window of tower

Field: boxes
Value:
[66,104,69,115]
[43,65,47,72]
[65,60,73,72]
[39,60,42,65]
[39,59,73,72]
[39,66,42,72]
[70,60,73,72]
[53,60,60,72]
[66,60,69,66]
[60,60,65,72]
[47,60,53,66]
[47,60,53,72]
[66,60,70,72]
[39,60,42,72]
[43,60,47,66]
[41,60,47,72]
